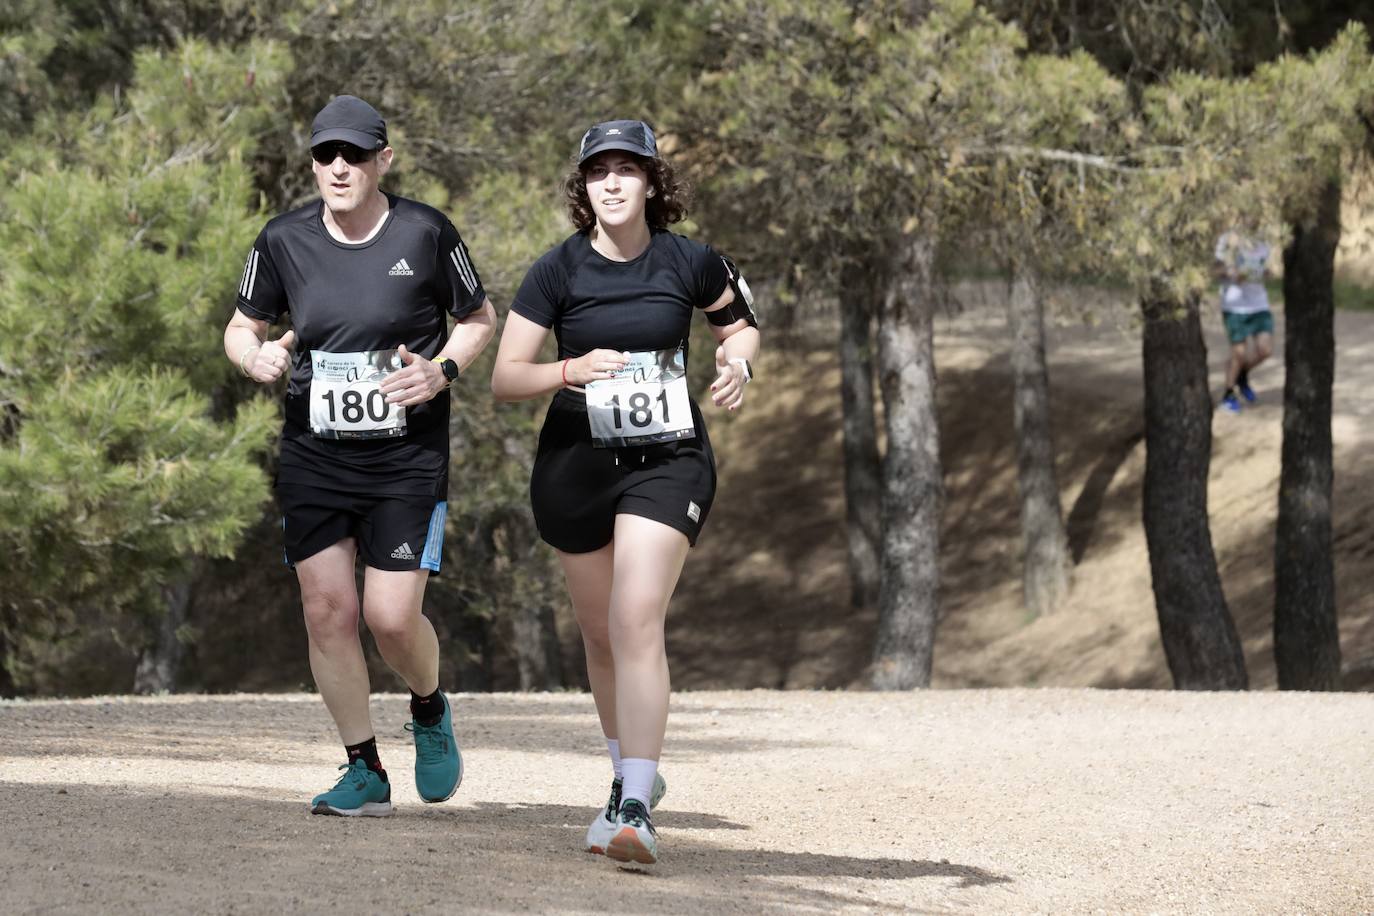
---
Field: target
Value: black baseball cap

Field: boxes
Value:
[577,120,657,165]
[310,95,388,151]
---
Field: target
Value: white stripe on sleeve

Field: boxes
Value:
[238,250,253,298]
[456,242,480,291]
[455,244,479,293]
[449,248,476,294]
[244,249,261,300]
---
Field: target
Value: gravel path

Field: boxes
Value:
[3,690,1371,913]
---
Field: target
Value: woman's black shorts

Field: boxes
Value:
[530,391,716,553]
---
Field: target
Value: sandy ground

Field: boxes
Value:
[2,689,1372,914]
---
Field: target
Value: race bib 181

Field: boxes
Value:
[585,348,694,448]
[308,349,407,440]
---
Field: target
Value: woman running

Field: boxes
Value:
[491,120,759,865]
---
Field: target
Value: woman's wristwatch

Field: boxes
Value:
[728,357,753,383]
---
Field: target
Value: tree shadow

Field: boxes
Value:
[1066,427,1145,564]
[2,782,1013,914]
[0,694,834,762]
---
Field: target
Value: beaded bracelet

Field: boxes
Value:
[238,345,261,378]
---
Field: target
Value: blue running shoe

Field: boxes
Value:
[406,692,462,803]
[1221,392,1242,414]
[1238,382,1257,404]
[310,759,393,817]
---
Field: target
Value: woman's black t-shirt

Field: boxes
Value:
[510,229,730,364]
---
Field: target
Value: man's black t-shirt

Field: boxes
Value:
[510,229,730,365]
[236,193,485,496]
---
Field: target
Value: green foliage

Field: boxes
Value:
[1335,277,1374,311]
[684,0,1031,293]
[0,368,275,605]
[0,0,65,138]
[1093,24,1374,304]
[0,38,290,688]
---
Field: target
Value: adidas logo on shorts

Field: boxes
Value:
[391,542,416,560]
[687,502,701,523]
[389,258,414,277]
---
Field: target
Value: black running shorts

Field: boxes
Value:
[277,482,447,573]
[530,391,716,553]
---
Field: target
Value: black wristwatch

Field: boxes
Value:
[432,356,460,383]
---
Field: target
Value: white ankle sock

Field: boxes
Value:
[605,737,623,781]
[621,757,658,808]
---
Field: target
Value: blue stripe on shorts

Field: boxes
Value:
[421,501,447,572]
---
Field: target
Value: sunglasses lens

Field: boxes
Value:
[312,144,374,165]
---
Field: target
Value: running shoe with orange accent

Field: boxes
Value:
[586,773,666,855]
[606,799,658,865]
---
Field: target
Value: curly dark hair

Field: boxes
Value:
[563,153,691,231]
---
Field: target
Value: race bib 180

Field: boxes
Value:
[308,349,407,440]
[585,348,694,448]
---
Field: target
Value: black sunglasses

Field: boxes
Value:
[311,143,378,165]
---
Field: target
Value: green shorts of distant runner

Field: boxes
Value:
[1223,310,1274,344]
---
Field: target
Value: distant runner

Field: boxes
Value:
[1214,226,1275,413]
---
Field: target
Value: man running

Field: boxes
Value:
[223,95,495,816]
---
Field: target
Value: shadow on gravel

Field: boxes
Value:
[0,698,832,761]
[2,783,1012,913]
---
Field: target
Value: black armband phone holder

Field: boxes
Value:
[707,254,759,328]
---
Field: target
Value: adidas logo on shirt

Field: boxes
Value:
[391,542,416,560]
[389,258,414,277]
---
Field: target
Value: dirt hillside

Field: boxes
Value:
[667,296,1374,690]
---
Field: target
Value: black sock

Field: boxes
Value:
[1237,367,1250,389]
[345,737,387,781]
[410,688,444,727]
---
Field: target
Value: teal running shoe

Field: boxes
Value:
[310,759,393,817]
[585,772,667,855]
[406,692,462,803]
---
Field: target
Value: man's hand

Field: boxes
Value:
[381,344,448,406]
[246,330,295,383]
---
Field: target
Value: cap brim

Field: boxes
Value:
[578,139,654,165]
[310,128,385,150]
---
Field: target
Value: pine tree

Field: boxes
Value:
[0,39,292,693]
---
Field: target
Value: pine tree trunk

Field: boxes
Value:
[1008,255,1071,616]
[453,610,492,692]
[839,259,883,609]
[511,602,564,691]
[1275,178,1341,690]
[133,575,194,694]
[0,604,17,698]
[1141,290,1247,689]
[870,237,942,689]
